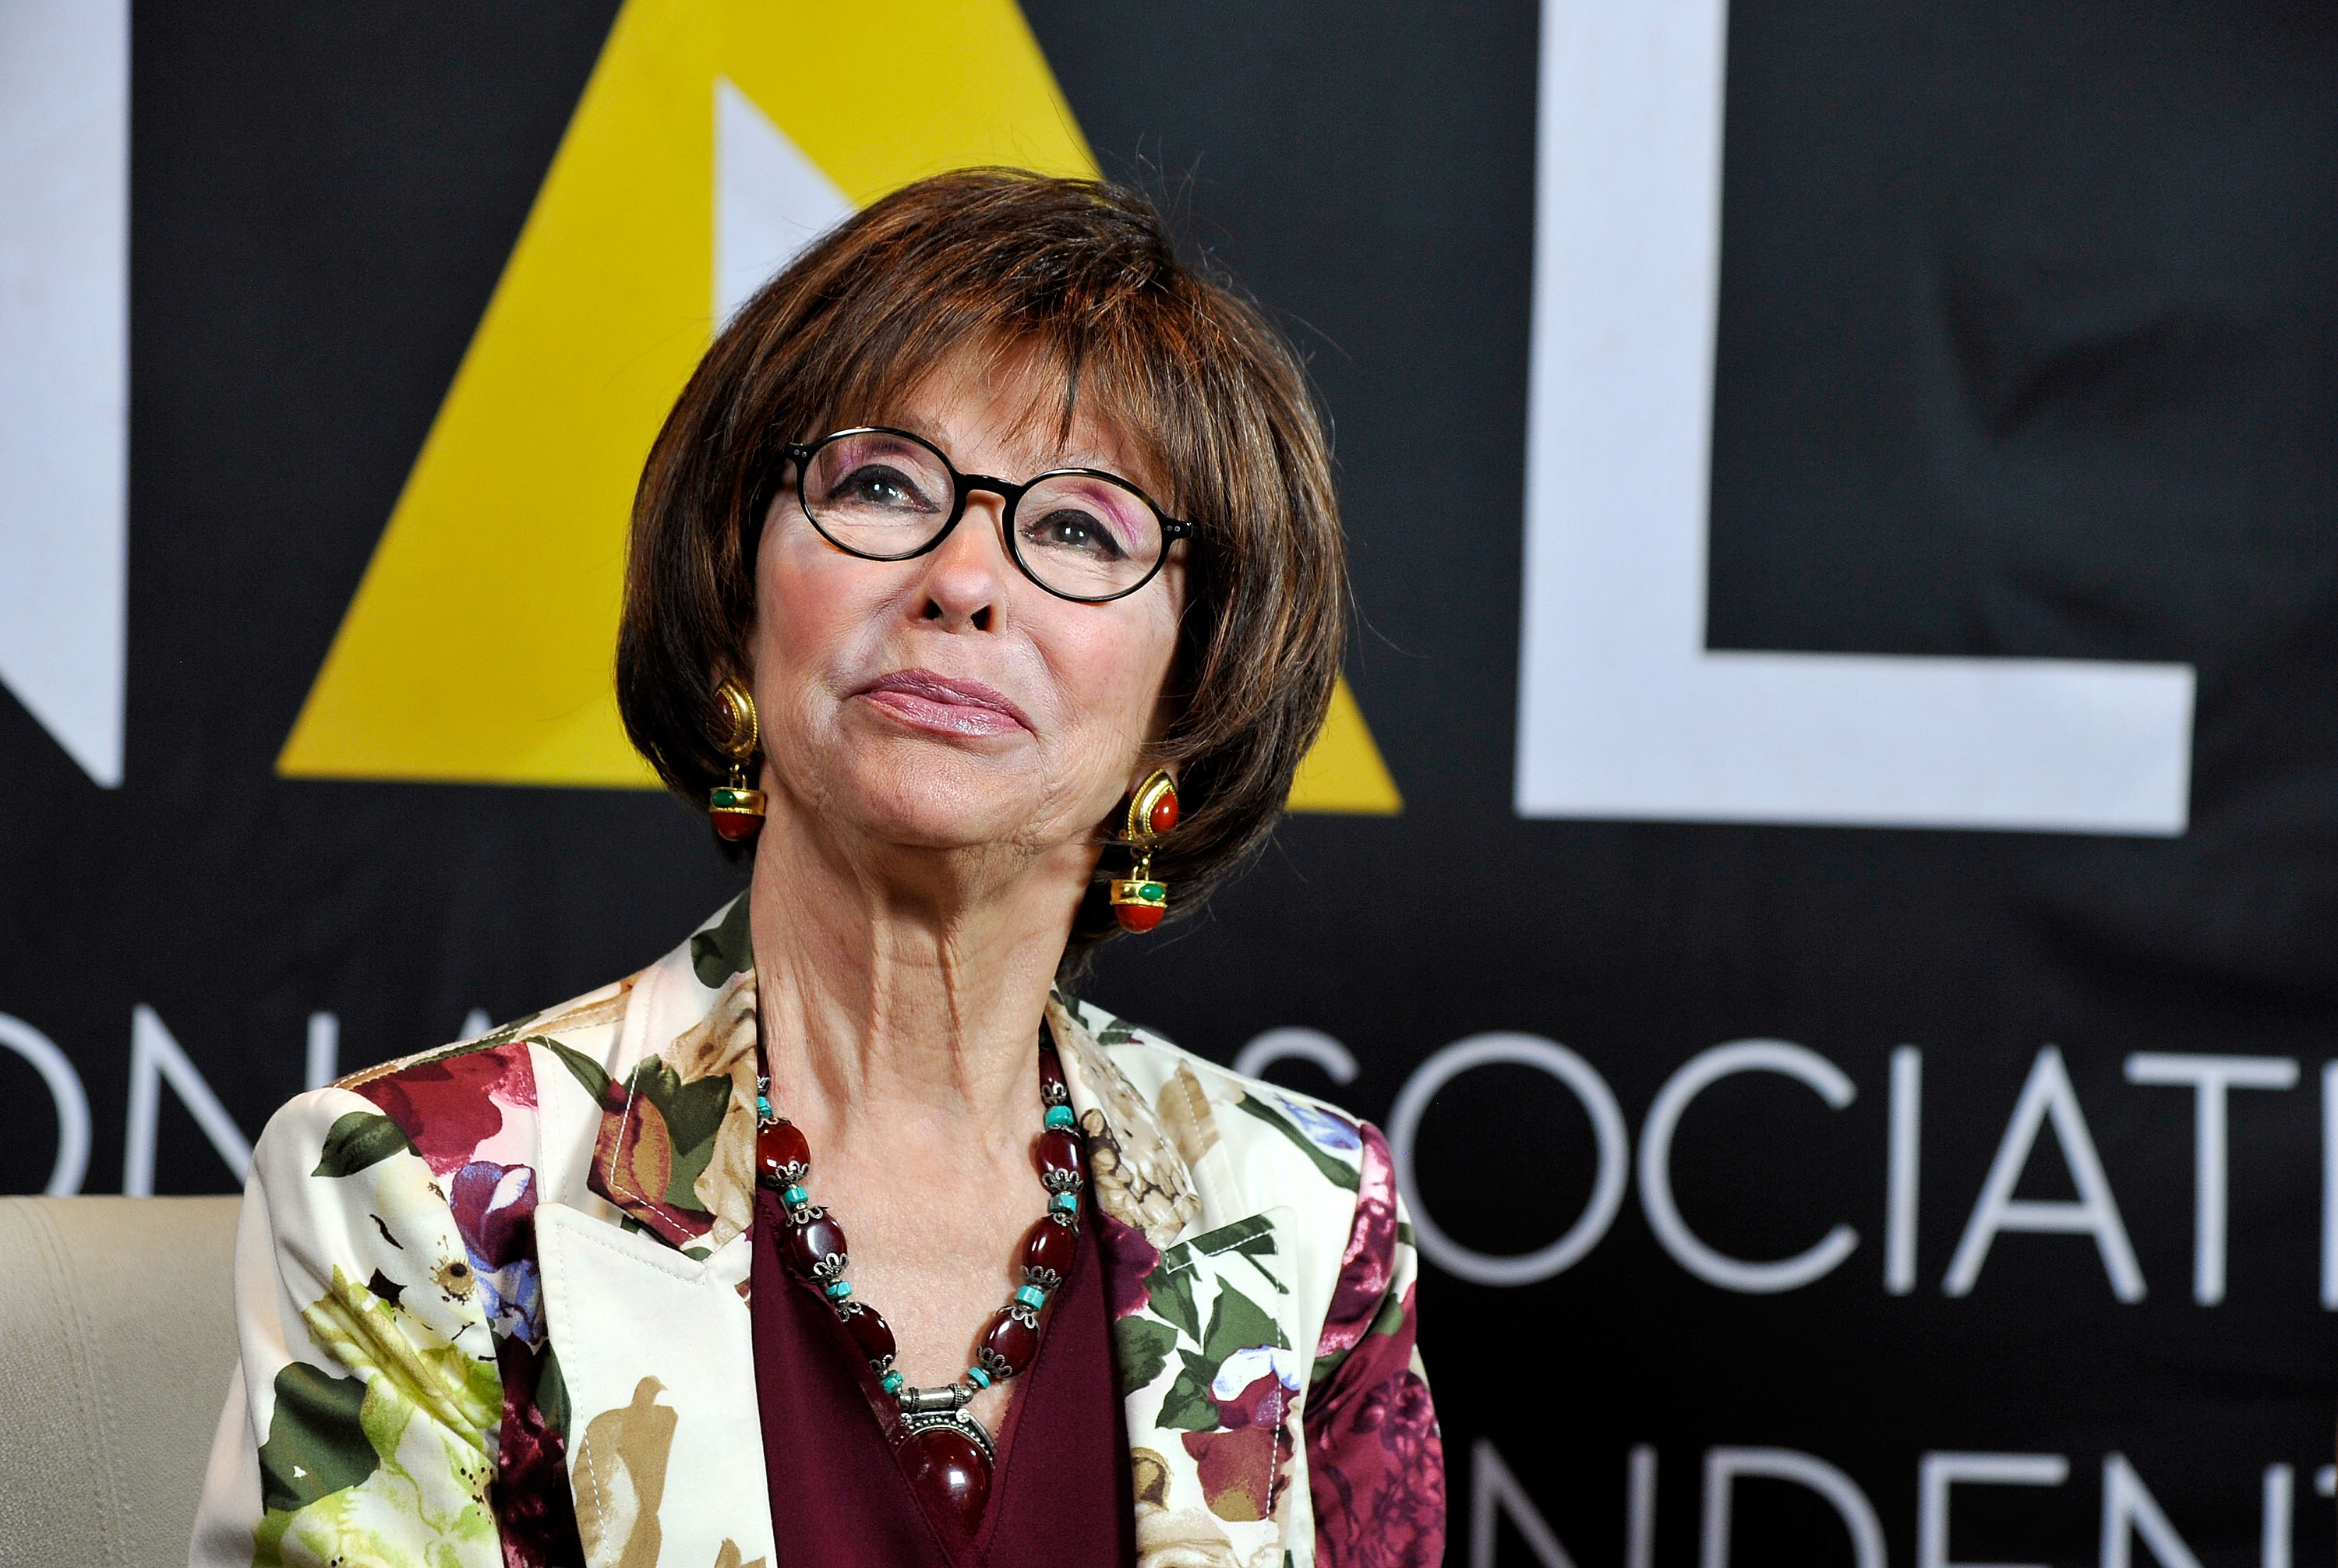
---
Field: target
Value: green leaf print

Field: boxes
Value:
[1145,1258,1202,1343]
[1157,1348,1222,1432]
[256,1368,497,1568]
[300,1267,502,1439]
[627,1057,733,1210]
[544,1038,613,1105]
[690,896,753,987]
[1195,1213,1288,1294]
[256,1363,377,1513]
[1231,1092,1361,1192]
[263,1270,500,1566]
[1202,1283,1286,1363]
[536,1340,571,1439]
[312,1113,417,1178]
[1113,1313,1179,1398]
[1192,1213,1277,1255]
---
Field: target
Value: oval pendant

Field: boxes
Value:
[902,1417,992,1532]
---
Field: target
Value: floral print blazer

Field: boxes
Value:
[189,902,1443,1568]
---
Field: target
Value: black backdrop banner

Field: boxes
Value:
[2,3,2333,1566]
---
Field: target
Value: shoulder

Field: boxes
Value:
[239,973,651,1351]
[247,971,643,1245]
[1064,995,1376,1221]
[323,975,634,1143]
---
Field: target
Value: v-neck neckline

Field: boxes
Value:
[747,1184,1135,1566]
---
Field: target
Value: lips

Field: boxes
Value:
[855,669,1034,738]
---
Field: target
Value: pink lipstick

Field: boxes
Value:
[855,669,1033,738]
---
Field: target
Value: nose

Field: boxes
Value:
[915,490,1012,632]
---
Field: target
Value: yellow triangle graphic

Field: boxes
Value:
[1286,673,1402,813]
[279,0,1397,814]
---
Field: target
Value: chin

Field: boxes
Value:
[833,759,1047,853]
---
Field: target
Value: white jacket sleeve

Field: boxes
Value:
[188,1088,505,1568]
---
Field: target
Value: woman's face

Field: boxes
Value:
[748,352,1186,871]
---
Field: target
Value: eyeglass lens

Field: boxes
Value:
[800,431,1167,601]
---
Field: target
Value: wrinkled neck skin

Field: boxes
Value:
[744,779,1097,1166]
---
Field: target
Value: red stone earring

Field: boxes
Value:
[708,677,766,842]
[1109,770,1178,932]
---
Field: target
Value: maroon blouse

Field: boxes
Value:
[750,1186,1137,1566]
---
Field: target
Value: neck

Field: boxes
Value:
[743,796,1093,1154]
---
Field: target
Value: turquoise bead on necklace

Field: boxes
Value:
[750,1022,1086,1532]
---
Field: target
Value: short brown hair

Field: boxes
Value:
[617,169,1346,962]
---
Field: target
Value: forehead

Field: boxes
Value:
[881,343,1164,497]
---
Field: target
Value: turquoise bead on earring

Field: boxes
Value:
[1044,1104,1075,1130]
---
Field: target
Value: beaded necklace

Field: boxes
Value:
[752,1027,1086,1532]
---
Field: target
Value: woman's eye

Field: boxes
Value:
[836,464,931,510]
[1026,507,1126,559]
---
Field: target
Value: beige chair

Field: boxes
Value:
[0,1196,242,1568]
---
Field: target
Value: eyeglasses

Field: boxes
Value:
[781,427,1193,604]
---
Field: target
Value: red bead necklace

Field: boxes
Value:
[754,1029,1085,1533]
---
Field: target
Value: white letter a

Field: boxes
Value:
[1945,1047,2144,1301]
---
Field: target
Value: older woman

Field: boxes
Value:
[193,171,1441,1568]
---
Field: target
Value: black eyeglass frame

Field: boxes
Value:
[779,426,1195,605]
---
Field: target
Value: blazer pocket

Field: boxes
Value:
[1118,1207,1301,1531]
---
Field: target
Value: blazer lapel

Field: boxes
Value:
[536,1205,772,1568]
[532,899,775,1568]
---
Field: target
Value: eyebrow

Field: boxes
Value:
[895,420,1138,483]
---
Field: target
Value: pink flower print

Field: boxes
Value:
[447,1160,542,1344]
[1319,1124,1397,1359]
[1096,1210,1163,1322]
[493,1338,583,1566]
[1180,1348,1302,1524]
[356,1041,537,1177]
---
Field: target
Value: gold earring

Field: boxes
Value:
[708,677,766,842]
[1109,770,1178,931]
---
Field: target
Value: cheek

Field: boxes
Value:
[754,530,879,690]
[1041,598,1181,750]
